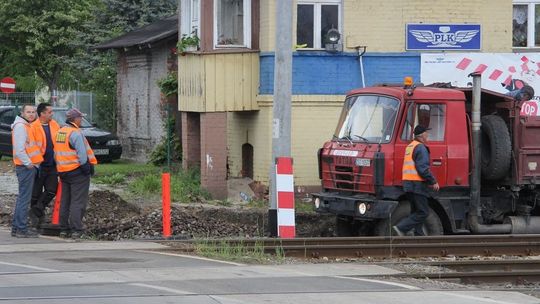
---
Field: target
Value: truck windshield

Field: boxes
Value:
[334,95,399,143]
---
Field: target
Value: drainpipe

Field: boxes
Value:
[468,73,511,234]
[356,46,367,88]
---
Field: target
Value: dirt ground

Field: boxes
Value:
[0,159,335,240]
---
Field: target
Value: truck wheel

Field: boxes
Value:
[335,216,355,237]
[481,115,511,180]
[373,201,443,236]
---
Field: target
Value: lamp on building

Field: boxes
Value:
[325,28,342,52]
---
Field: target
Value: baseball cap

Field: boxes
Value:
[413,125,431,136]
[66,108,86,119]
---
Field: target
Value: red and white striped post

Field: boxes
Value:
[275,157,295,238]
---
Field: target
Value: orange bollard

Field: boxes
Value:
[51,181,62,225]
[162,173,171,238]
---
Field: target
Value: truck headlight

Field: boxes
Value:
[358,202,367,215]
[106,140,120,146]
[314,197,321,209]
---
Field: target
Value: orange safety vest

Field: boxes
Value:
[54,124,97,173]
[31,119,60,155]
[12,121,43,166]
[402,140,424,181]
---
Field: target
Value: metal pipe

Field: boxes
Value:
[356,46,367,88]
[467,73,512,234]
[506,216,540,234]
[470,73,482,218]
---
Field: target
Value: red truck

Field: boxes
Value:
[313,74,540,236]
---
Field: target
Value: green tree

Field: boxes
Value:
[0,0,96,93]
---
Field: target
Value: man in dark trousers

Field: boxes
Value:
[11,104,42,238]
[393,125,439,236]
[29,103,60,228]
[54,108,97,239]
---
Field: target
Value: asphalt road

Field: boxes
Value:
[0,227,538,304]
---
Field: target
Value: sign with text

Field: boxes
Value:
[520,101,539,116]
[406,24,481,50]
[0,77,15,94]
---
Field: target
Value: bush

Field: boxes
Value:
[149,117,182,166]
[157,72,177,97]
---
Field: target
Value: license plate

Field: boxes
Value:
[355,158,371,167]
[93,149,109,155]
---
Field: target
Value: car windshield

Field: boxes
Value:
[334,95,400,143]
[52,109,93,128]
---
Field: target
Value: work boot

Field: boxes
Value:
[392,226,405,236]
[11,230,16,237]
[15,230,39,238]
[29,212,42,229]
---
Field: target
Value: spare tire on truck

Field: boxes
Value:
[481,115,511,180]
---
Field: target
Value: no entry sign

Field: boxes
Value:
[0,77,16,94]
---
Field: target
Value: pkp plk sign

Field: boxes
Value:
[0,77,16,94]
[406,24,481,51]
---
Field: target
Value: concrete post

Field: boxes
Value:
[269,0,293,237]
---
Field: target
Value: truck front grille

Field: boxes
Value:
[334,166,354,190]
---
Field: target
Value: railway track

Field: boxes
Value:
[158,236,540,285]
[160,235,540,259]
[381,259,540,285]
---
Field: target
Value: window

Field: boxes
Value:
[180,0,201,37]
[297,0,341,49]
[334,95,399,144]
[513,1,540,48]
[214,0,251,48]
[401,104,446,142]
[0,109,15,125]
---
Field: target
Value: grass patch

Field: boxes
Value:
[94,172,126,185]
[296,201,315,213]
[95,159,160,177]
[194,240,281,263]
[129,174,161,196]
[170,169,211,202]
[128,169,211,202]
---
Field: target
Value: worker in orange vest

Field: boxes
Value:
[393,125,439,237]
[29,102,60,229]
[11,104,43,238]
[54,108,97,239]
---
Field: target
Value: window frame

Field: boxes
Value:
[297,0,342,50]
[213,0,252,49]
[180,0,201,38]
[513,0,540,48]
[400,102,447,143]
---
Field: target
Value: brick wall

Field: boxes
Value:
[181,112,201,170]
[200,112,228,199]
[259,0,511,53]
[344,0,511,52]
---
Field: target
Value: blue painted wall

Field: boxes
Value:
[260,52,420,95]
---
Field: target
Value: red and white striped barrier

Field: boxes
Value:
[275,157,295,238]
